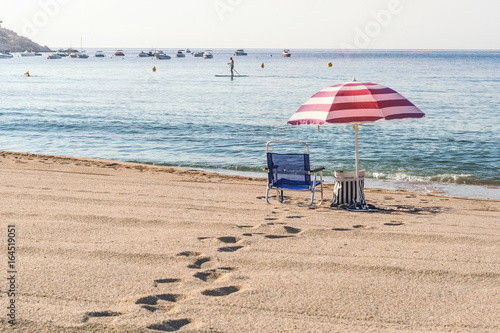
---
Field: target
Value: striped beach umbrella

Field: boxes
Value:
[287,79,425,208]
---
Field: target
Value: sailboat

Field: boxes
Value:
[77,37,89,59]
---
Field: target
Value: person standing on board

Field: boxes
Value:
[228,57,234,76]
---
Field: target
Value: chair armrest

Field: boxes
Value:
[311,167,325,173]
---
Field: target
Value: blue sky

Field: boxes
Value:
[1,0,499,49]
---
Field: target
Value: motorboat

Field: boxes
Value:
[113,50,125,56]
[56,51,68,57]
[234,49,247,56]
[47,53,62,59]
[21,50,36,57]
[155,50,171,59]
[175,50,185,58]
[185,48,191,53]
[0,52,13,59]
[282,49,291,57]
[138,51,150,57]
[69,52,78,58]
[203,50,213,59]
[192,51,204,57]
[94,51,106,57]
[34,52,42,56]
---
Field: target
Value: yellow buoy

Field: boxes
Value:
[152,66,156,72]
[327,62,332,67]
[25,71,30,77]
[261,62,264,68]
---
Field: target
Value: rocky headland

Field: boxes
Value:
[0,27,51,52]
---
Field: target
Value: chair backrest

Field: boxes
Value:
[267,152,311,186]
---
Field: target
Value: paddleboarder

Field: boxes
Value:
[228,57,234,76]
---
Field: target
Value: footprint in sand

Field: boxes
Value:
[147,318,193,332]
[153,278,182,287]
[332,228,352,231]
[216,237,246,252]
[218,246,244,252]
[188,257,217,269]
[194,267,236,282]
[265,235,294,239]
[218,236,242,244]
[177,251,203,257]
[135,294,188,313]
[384,222,404,226]
[82,311,121,324]
[201,285,245,297]
[264,225,302,239]
[284,226,302,234]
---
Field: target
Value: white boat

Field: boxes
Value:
[0,52,13,59]
[175,50,185,58]
[47,53,62,59]
[155,50,171,60]
[138,51,150,57]
[77,38,89,58]
[94,51,106,57]
[69,52,78,58]
[185,48,191,53]
[282,49,291,57]
[203,50,213,59]
[21,50,36,57]
[56,51,68,57]
[113,50,125,56]
[234,49,247,56]
[192,51,204,57]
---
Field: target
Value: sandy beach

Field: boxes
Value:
[0,151,498,332]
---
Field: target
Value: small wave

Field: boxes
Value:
[371,172,477,184]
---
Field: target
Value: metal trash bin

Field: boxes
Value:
[332,170,365,205]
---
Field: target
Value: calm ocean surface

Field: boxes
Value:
[1,49,499,199]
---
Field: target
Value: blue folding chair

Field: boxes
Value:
[265,141,324,206]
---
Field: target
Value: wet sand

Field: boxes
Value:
[0,151,499,332]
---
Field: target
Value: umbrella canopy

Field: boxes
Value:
[287,80,425,125]
[287,79,425,208]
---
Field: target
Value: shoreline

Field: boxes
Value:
[191,167,500,201]
[2,150,499,201]
[1,150,499,332]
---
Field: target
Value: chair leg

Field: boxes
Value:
[307,172,324,207]
[308,188,315,206]
[265,187,271,204]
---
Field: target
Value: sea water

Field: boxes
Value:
[1,49,499,199]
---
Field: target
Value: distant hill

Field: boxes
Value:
[0,27,52,52]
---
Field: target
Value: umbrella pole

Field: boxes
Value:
[354,123,361,205]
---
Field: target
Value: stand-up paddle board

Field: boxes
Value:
[215,75,248,77]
